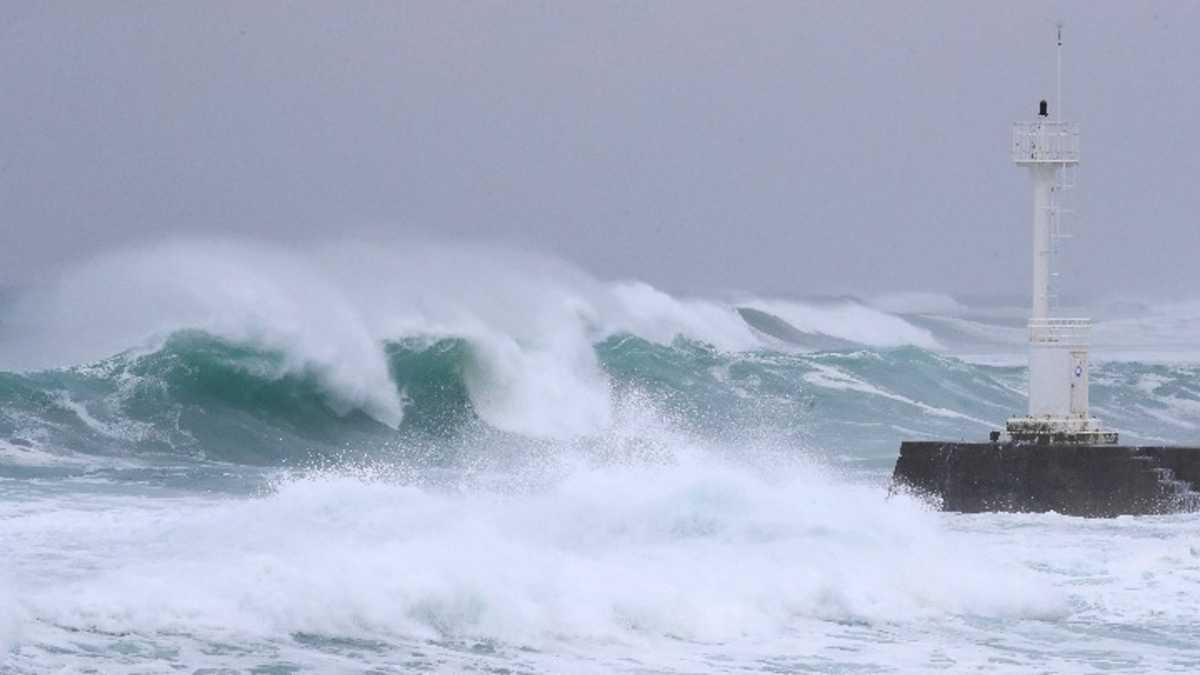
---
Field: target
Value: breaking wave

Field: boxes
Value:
[6,240,1200,674]
[2,239,1199,470]
[4,327,1200,470]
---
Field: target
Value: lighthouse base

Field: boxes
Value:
[1003,415,1118,445]
[892,441,1200,517]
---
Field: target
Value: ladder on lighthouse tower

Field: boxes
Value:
[1046,163,1075,311]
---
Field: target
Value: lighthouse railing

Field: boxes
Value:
[1029,317,1090,346]
[1012,121,1080,164]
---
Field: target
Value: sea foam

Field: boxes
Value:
[13,452,1064,655]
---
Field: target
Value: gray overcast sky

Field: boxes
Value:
[1,1,1197,299]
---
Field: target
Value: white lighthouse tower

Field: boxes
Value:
[1004,26,1118,445]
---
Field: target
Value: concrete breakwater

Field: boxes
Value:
[893,442,1200,517]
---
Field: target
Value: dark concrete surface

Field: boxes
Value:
[893,442,1200,517]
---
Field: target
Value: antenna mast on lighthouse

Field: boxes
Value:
[1056,23,1063,122]
[1006,25,1117,445]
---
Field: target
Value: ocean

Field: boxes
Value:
[3,241,1200,674]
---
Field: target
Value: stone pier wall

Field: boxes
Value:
[893,442,1200,517]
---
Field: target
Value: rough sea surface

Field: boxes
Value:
[3,242,1200,674]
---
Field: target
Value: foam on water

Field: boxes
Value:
[801,360,995,427]
[6,241,1200,672]
[1,240,947,441]
[9,452,1200,673]
[4,449,1069,673]
[739,296,941,349]
[0,573,21,658]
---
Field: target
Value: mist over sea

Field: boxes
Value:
[3,240,1200,674]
